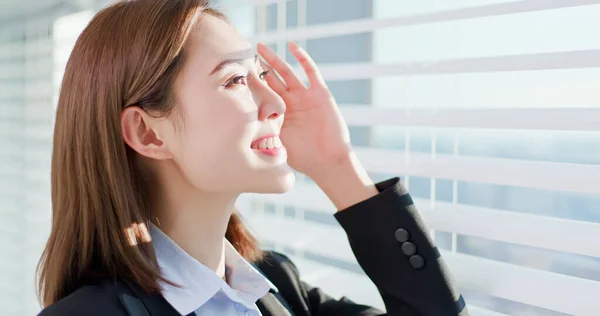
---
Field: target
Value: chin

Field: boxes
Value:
[251,170,296,194]
[270,171,296,193]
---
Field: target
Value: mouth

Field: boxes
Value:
[251,134,285,157]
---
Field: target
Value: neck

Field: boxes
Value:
[151,164,238,278]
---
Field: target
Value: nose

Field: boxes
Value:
[252,77,286,121]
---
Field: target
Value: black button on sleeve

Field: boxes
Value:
[394,228,409,243]
[401,242,417,256]
[409,255,425,269]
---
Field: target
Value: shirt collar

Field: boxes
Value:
[149,223,275,315]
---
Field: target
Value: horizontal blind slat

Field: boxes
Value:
[353,147,600,194]
[305,50,600,82]
[340,106,600,131]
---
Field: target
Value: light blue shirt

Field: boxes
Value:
[150,224,275,316]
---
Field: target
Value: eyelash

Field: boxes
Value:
[224,70,271,88]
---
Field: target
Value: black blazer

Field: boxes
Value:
[38,177,468,316]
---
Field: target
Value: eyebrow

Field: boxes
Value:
[210,51,259,75]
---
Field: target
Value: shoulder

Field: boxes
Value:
[38,280,128,316]
[258,251,297,270]
[255,251,301,284]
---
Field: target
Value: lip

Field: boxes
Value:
[255,147,284,157]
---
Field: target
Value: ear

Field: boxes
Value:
[121,107,172,160]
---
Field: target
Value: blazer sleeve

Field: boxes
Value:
[329,177,468,316]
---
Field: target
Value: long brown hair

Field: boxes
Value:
[37,0,261,307]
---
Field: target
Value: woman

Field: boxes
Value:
[37,0,467,315]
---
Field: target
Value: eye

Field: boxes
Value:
[225,75,249,88]
[258,70,271,80]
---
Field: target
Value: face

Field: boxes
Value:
[160,14,294,194]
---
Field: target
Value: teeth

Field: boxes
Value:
[259,139,267,149]
[253,136,283,150]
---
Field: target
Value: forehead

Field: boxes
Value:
[185,14,252,72]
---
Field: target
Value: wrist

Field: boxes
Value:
[307,152,378,211]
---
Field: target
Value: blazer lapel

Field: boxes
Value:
[257,291,293,316]
[120,292,151,316]
[121,280,189,316]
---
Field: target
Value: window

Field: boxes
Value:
[1,0,599,315]
[222,0,600,315]
[0,6,56,316]
[0,7,93,315]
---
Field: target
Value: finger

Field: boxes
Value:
[257,42,305,90]
[264,68,288,97]
[288,41,326,89]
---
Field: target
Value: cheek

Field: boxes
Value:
[184,97,254,149]
[174,97,257,184]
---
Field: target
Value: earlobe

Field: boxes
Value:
[120,107,172,160]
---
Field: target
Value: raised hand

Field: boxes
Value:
[257,42,351,178]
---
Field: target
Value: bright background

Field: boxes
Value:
[1,0,600,315]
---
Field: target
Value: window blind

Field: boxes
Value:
[224,0,600,315]
[0,2,93,314]
[0,4,55,316]
[1,0,599,315]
